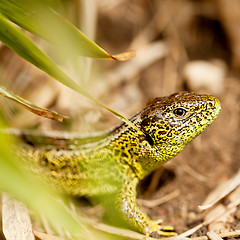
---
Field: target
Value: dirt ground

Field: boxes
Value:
[0,0,240,239]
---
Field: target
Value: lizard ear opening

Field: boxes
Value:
[145,133,154,146]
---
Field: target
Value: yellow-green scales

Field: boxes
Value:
[16,92,221,237]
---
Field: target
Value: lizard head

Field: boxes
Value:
[140,91,221,159]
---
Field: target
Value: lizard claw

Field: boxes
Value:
[144,222,177,237]
[158,225,175,231]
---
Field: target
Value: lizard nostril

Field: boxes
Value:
[208,101,214,108]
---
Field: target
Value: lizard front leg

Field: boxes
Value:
[116,174,176,237]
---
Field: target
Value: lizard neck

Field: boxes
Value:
[108,114,171,180]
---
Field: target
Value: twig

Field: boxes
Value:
[137,190,180,208]
[190,230,240,240]
[199,168,240,210]
[93,223,158,240]
[143,168,164,198]
[181,165,207,183]
[179,198,240,237]
[206,231,223,240]
[93,41,169,99]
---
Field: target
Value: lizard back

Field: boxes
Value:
[15,92,221,197]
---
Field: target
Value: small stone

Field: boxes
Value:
[208,221,231,233]
[150,231,161,239]
[183,60,227,95]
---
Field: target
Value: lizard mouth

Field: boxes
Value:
[215,98,221,115]
[209,97,221,120]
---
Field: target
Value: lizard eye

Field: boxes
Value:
[173,108,186,117]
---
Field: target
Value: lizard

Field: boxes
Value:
[13,91,221,237]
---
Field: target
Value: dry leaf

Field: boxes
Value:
[199,168,240,210]
[111,50,136,61]
[0,86,68,122]
[2,194,35,240]
[137,190,180,208]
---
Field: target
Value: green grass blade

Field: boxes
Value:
[0,13,139,131]
[0,125,93,239]
[0,0,135,61]
[0,13,83,92]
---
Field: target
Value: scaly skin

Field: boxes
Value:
[16,92,221,237]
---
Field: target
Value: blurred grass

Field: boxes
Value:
[0,0,112,59]
[0,122,92,239]
[0,1,137,239]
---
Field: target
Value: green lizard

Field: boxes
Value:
[14,91,221,237]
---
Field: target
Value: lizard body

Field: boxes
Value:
[16,92,221,237]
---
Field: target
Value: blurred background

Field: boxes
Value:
[0,0,239,237]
